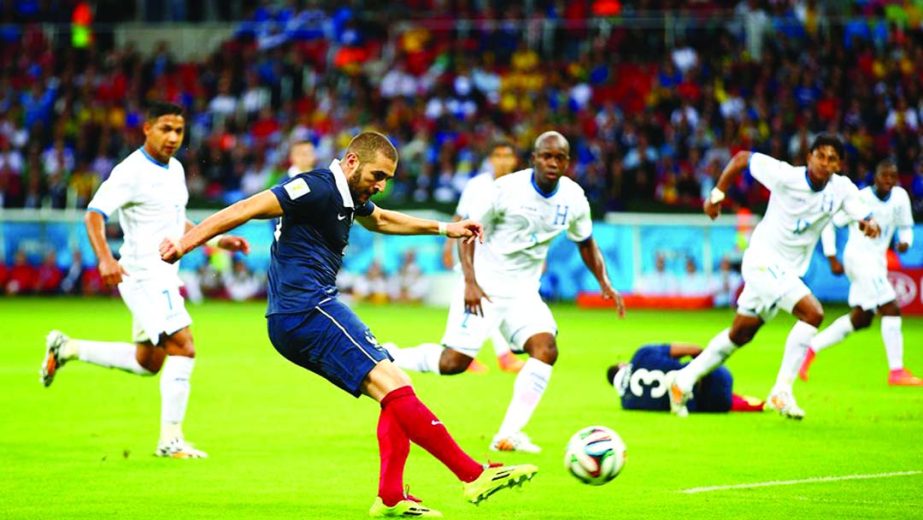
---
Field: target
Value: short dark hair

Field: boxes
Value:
[489,139,516,155]
[146,101,184,121]
[346,131,398,164]
[809,133,845,160]
[876,158,897,175]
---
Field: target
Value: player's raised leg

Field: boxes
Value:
[799,312,858,381]
[40,330,154,386]
[491,330,524,373]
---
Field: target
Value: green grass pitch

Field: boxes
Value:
[2,298,922,519]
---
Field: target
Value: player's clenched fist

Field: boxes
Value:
[159,237,184,264]
[447,219,484,243]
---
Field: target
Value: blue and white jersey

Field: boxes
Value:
[466,168,592,296]
[614,345,733,412]
[267,159,375,315]
[745,153,869,276]
[87,148,188,283]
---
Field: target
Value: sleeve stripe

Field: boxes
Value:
[87,207,109,221]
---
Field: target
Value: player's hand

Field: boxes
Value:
[826,255,844,276]
[447,219,484,244]
[463,280,491,317]
[218,235,250,254]
[601,285,626,318]
[897,242,910,253]
[703,199,721,220]
[858,218,881,239]
[99,256,128,287]
[159,237,184,264]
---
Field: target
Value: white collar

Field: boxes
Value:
[329,159,354,208]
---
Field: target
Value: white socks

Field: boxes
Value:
[160,356,195,441]
[881,316,903,371]
[65,339,153,375]
[497,358,552,437]
[774,321,817,392]
[388,342,443,374]
[675,328,737,392]
[810,315,854,354]
[490,330,512,358]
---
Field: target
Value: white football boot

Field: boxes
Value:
[765,388,805,420]
[155,438,208,459]
[490,431,542,453]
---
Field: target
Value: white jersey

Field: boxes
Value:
[88,148,188,283]
[824,186,914,271]
[467,168,592,295]
[455,171,496,219]
[744,153,869,276]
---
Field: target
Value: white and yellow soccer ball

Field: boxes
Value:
[564,425,627,485]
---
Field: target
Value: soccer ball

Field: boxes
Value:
[564,425,626,485]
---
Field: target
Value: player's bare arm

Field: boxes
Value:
[704,151,752,219]
[441,215,464,269]
[458,236,490,316]
[669,344,704,358]
[577,237,624,317]
[826,255,845,275]
[84,210,128,286]
[357,207,483,241]
[160,190,283,263]
[857,217,881,239]
[184,219,251,255]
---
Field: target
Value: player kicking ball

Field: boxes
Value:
[159,131,536,517]
[666,134,880,420]
[608,343,765,413]
[40,102,250,458]
[388,131,625,453]
[800,159,921,386]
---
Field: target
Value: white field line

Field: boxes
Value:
[680,470,923,494]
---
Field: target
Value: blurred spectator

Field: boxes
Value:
[712,256,744,308]
[6,250,37,295]
[35,250,63,293]
[59,250,84,295]
[353,260,389,304]
[287,140,317,178]
[677,257,711,297]
[223,258,264,301]
[635,252,678,296]
[389,249,428,303]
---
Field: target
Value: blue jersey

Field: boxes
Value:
[614,345,733,413]
[267,161,375,315]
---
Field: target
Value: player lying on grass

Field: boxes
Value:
[608,344,764,413]
[800,159,922,387]
[666,134,880,420]
[159,131,536,517]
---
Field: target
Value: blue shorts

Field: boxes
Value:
[267,299,391,397]
[689,366,734,413]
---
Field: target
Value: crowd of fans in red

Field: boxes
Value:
[1,1,922,292]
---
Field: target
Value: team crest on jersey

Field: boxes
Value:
[284,178,310,199]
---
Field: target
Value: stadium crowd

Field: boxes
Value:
[1,1,922,287]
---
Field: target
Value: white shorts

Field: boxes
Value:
[845,265,897,311]
[440,281,556,358]
[119,278,192,344]
[736,257,811,322]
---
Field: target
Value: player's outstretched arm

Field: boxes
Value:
[458,235,490,316]
[704,151,751,220]
[357,207,483,241]
[184,219,251,255]
[577,237,625,317]
[160,190,282,264]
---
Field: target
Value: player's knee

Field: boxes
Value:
[531,342,558,365]
[729,328,756,346]
[804,308,824,327]
[438,350,472,375]
[852,312,873,330]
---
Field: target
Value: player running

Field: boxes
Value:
[40,101,250,458]
[159,131,537,517]
[608,343,764,413]
[438,139,524,374]
[666,134,881,420]
[799,159,921,386]
[388,131,625,453]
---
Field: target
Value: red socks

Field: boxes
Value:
[378,386,483,497]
